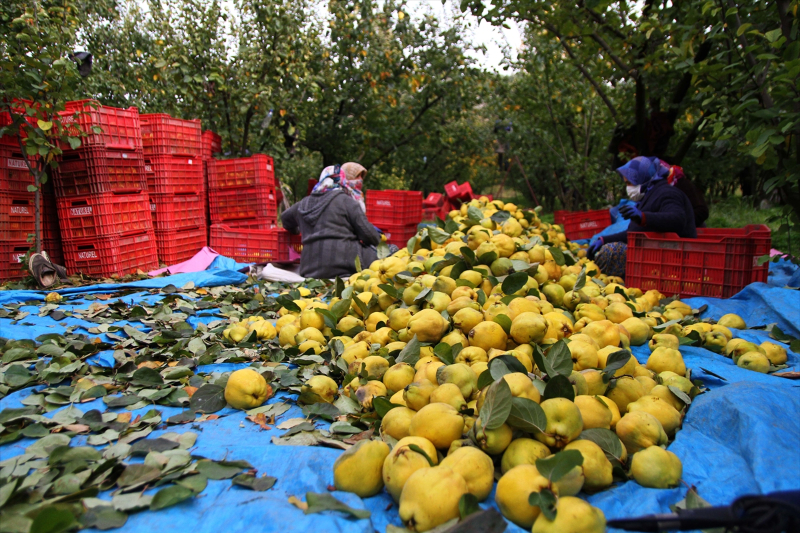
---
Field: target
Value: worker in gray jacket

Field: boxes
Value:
[282,164,380,278]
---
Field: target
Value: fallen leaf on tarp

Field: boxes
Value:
[276,418,307,430]
[303,492,371,519]
[137,361,161,369]
[344,428,374,445]
[197,414,220,422]
[117,413,132,424]
[246,413,272,430]
[63,424,90,433]
[288,495,308,511]
[196,288,208,295]
[184,386,198,397]
[232,473,277,491]
[773,371,800,379]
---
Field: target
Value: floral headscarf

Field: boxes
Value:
[312,164,366,211]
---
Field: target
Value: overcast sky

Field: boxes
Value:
[401,0,524,71]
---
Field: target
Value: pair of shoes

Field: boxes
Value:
[28,251,69,289]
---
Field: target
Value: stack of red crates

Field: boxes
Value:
[208,154,292,262]
[201,130,222,238]
[51,100,158,278]
[366,190,423,247]
[1,105,62,280]
[140,113,207,264]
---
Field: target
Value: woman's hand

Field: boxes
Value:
[587,237,604,260]
[619,204,643,225]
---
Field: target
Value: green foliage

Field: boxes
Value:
[463,0,799,219]
[0,0,90,251]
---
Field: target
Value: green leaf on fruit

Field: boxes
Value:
[478,377,513,430]
[535,450,583,483]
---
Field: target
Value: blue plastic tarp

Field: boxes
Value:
[2,278,800,533]
[0,269,247,306]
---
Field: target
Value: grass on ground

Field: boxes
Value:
[707,197,798,255]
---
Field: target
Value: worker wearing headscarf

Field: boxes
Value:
[282,164,380,278]
[587,156,696,277]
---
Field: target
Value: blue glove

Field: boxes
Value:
[619,204,643,225]
[587,237,604,260]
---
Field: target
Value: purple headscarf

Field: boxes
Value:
[616,156,670,190]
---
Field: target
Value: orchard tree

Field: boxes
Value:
[0,0,90,252]
[463,0,799,250]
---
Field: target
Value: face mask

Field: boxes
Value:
[626,184,644,201]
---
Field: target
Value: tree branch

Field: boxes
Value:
[542,22,618,121]
[580,5,627,41]
[723,0,774,108]
[667,39,713,125]
[669,116,705,164]
[588,30,634,75]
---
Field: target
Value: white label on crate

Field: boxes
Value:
[377,200,392,207]
[150,203,156,211]
[269,194,274,200]
[752,256,759,267]
[145,165,152,172]
[188,159,193,165]
[578,221,599,230]
[70,206,93,216]
[7,158,27,170]
[78,251,98,259]
[12,253,24,263]
[122,153,128,159]
[10,206,31,215]
[267,164,272,171]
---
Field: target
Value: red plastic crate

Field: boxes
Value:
[149,193,206,232]
[145,155,203,195]
[155,226,207,265]
[366,190,423,226]
[379,222,419,247]
[63,231,158,278]
[444,181,460,199]
[209,186,277,222]
[697,225,772,284]
[277,229,303,262]
[626,225,772,299]
[43,237,63,267]
[1,191,59,241]
[209,155,275,190]
[56,192,153,239]
[52,147,146,196]
[140,114,201,157]
[553,209,611,240]
[423,192,444,208]
[220,218,277,230]
[0,240,29,281]
[0,147,35,192]
[201,130,222,160]
[60,100,142,151]
[1,100,36,148]
[210,224,283,263]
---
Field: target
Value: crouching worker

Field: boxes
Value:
[588,156,696,277]
[282,164,381,278]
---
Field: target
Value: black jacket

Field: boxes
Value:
[605,180,697,243]
[282,190,379,278]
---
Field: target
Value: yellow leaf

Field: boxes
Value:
[37,120,53,131]
[279,109,286,117]
[288,496,308,511]
[756,153,766,165]
[398,11,405,20]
